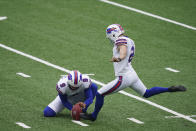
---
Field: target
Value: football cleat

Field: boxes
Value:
[80,113,96,121]
[168,85,186,92]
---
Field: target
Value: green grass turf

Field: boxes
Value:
[111,0,196,27]
[0,0,196,130]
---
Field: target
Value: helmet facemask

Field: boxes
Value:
[67,70,82,90]
[106,24,125,43]
[68,84,79,90]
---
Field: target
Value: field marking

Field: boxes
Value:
[16,122,31,129]
[99,0,196,31]
[0,16,7,21]
[165,115,196,119]
[165,67,180,73]
[16,72,31,78]
[127,118,144,124]
[61,74,95,77]
[71,120,89,126]
[0,43,71,73]
[83,73,95,76]
[119,91,196,123]
[1,43,196,123]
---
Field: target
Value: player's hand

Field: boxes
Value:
[110,57,121,62]
[78,102,86,109]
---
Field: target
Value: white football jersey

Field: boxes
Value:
[56,74,91,96]
[113,36,135,76]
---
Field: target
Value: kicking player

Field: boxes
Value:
[80,24,186,121]
[43,70,98,117]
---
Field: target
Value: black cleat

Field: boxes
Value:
[80,113,96,121]
[168,85,186,92]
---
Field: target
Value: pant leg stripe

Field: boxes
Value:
[102,76,122,96]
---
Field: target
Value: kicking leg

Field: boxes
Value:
[143,86,169,98]
[144,85,186,98]
[131,77,186,98]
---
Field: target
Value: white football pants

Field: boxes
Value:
[48,96,65,113]
[98,69,147,96]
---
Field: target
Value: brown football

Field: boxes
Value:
[71,104,82,121]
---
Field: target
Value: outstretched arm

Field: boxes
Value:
[84,88,93,107]
[58,93,73,110]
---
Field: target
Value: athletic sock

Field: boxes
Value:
[43,106,56,117]
[143,87,169,98]
[92,93,104,119]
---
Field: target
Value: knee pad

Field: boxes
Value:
[43,106,56,117]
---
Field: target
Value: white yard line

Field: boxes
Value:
[127,118,144,124]
[83,74,95,76]
[120,91,196,123]
[71,120,89,126]
[99,0,196,31]
[61,74,95,77]
[165,67,180,73]
[1,43,196,123]
[16,72,31,78]
[0,16,7,21]
[165,115,196,119]
[16,122,31,129]
[0,43,71,73]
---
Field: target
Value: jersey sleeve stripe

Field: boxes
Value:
[116,42,127,46]
[116,39,127,42]
[116,44,127,46]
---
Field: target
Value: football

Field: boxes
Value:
[71,104,82,121]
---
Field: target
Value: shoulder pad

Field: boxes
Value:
[82,75,92,89]
[56,77,68,94]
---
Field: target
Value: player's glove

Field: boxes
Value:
[110,57,121,62]
[77,102,86,109]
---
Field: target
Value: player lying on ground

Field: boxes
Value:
[43,70,98,117]
[80,24,186,121]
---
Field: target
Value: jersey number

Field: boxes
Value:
[83,78,88,82]
[60,83,66,87]
[128,46,134,63]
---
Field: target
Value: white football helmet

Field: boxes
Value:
[106,24,125,43]
[67,70,82,90]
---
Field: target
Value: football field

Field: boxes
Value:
[0,0,196,130]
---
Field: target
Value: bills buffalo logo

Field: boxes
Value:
[106,27,117,34]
